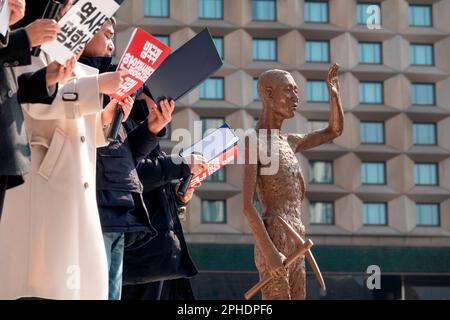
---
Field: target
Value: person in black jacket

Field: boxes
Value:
[0,0,72,216]
[121,96,203,301]
[79,18,204,300]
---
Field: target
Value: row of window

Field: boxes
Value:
[201,199,442,226]
[310,202,441,226]
[308,41,433,66]
[190,120,438,183]
[204,77,436,106]
[161,35,433,68]
[196,121,439,184]
[195,119,439,184]
[357,2,433,27]
[358,121,437,145]
[145,0,434,28]
[158,32,435,67]
[309,161,440,186]
[212,37,434,66]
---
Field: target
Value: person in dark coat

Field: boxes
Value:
[0,0,68,216]
[121,97,203,301]
[79,18,181,300]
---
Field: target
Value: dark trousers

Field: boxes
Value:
[0,175,8,219]
[122,278,195,301]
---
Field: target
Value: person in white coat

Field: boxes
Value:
[0,0,130,300]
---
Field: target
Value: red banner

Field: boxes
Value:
[189,144,238,188]
[111,27,171,101]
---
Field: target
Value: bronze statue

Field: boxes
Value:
[243,63,344,300]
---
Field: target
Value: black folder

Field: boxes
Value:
[144,28,223,102]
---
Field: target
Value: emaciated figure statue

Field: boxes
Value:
[243,63,344,300]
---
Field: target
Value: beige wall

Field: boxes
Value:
[115,0,450,247]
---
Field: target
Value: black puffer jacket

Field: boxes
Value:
[79,55,159,235]
[123,145,197,284]
[123,102,197,285]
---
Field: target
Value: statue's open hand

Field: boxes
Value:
[326,63,340,96]
[267,251,288,279]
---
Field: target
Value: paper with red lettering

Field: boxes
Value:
[111,27,171,101]
[181,124,239,188]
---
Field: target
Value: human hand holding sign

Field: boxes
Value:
[102,96,134,127]
[176,183,199,205]
[45,56,76,86]
[98,70,128,95]
[25,19,60,47]
[184,154,207,177]
[146,98,174,135]
[8,0,25,26]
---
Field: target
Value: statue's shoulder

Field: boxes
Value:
[286,133,307,150]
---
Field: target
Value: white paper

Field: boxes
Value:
[41,0,120,64]
[181,124,239,162]
[0,0,10,37]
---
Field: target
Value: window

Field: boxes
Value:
[201,117,225,136]
[304,1,328,23]
[200,78,224,100]
[409,5,432,27]
[213,37,223,58]
[416,203,440,226]
[414,163,438,186]
[201,200,226,223]
[357,2,381,25]
[310,202,334,224]
[306,40,329,63]
[253,79,260,101]
[411,83,435,106]
[307,80,329,102]
[361,162,385,185]
[358,42,382,64]
[359,82,383,104]
[144,0,169,17]
[410,44,433,66]
[198,0,222,19]
[205,169,225,182]
[308,120,328,131]
[363,202,387,225]
[252,0,276,21]
[155,35,169,46]
[309,161,333,184]
[413,123,436,145]
[360,122,385,144]
[252,39,277,61]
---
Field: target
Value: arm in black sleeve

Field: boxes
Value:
[17,67,58,104]
[138,154,191,193]
[0,29,31,66]
[126,121,161,164]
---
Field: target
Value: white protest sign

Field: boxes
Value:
[0,0,10,38]
[41,0,120,64]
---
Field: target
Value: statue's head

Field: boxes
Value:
[258,69,299,120]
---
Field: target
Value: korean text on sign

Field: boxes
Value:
[41,0,121,64]
[111,28,171,101]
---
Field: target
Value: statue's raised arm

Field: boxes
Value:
[288,63,344,153]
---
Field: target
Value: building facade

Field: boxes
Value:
[115,0,450,299]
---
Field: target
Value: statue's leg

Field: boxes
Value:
[254,244,291,300]
[288,256,306,300]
